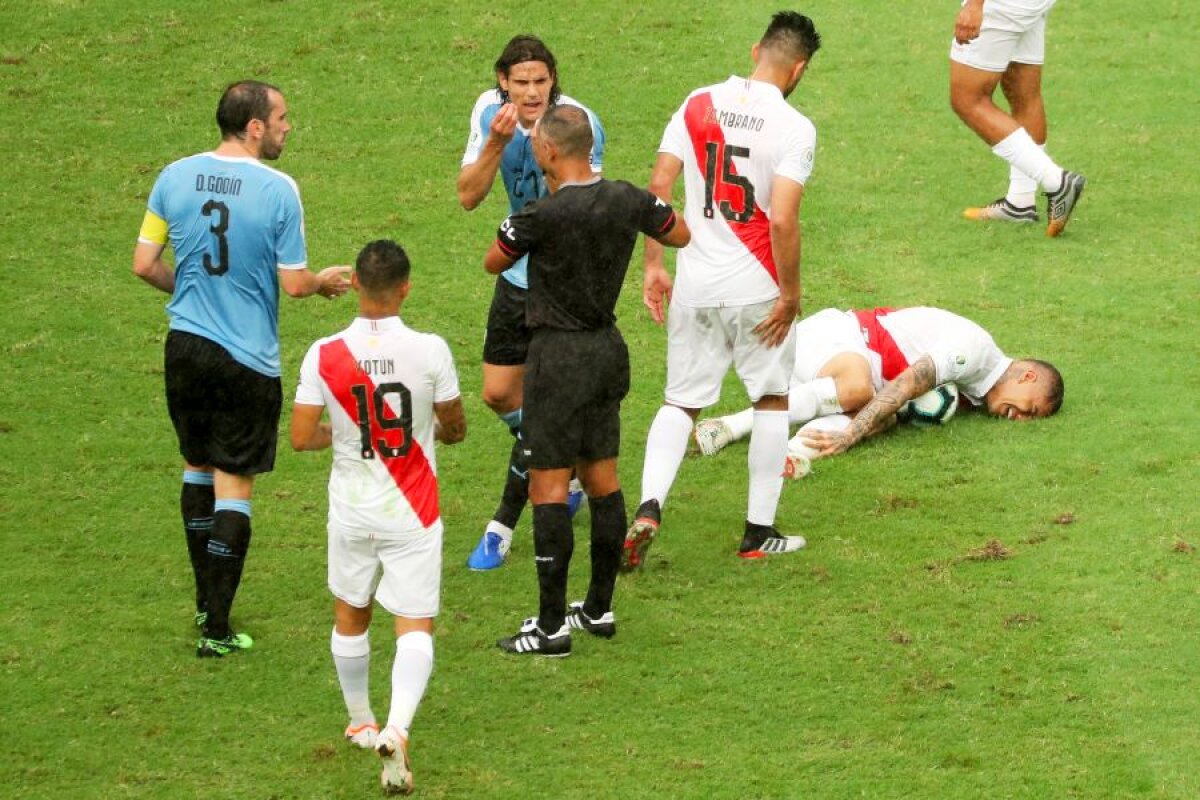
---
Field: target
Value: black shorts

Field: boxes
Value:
[164,330,282,475]
[523,326,630,470]
[482,277,530,366]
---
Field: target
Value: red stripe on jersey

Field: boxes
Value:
[318,338,440,528]
[854,308,911,381]
[496,237,521,258]
[683,92,777,283]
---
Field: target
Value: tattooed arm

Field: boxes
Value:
[807,355,939,456]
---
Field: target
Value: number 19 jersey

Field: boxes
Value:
[658,76,816,308]
[295,317,460,538]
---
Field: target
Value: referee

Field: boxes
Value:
[485,105,690,657]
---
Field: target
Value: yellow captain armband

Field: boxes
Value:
[138,210,168,245]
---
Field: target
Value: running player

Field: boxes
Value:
[132,80,351,658]
[483,106,689,657]
[624,12,820,573]
[291,240,466,795]
[695,306,1064,474]
[457,35,606,571]
[951,0,1085,235]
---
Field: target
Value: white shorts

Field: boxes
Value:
[664,300,795,408]
[950,0,1055,71]
[792,308,877,386]
[328,523,442,619]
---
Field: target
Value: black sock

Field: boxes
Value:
[585,490,626,618]
[181,480,215,614]
[203,509,252,639]
[532,503,573,634]
[493,436,530,529]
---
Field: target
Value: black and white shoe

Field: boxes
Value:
[1045,170,1086,237]
[497,617,571,657]
[962,197,1039,224]
[565,601,616,639]
[738,522,806,559]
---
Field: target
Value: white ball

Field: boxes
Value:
[900,383,958,426]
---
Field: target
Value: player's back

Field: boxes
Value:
[154,153,306,376]
[305,317,458,537]
[663,77,816,307]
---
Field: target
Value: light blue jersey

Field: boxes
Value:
[145,153,307,377]
[461,90,605,289]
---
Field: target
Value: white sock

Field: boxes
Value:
[790,413,852,461]
[640,405,693,508]
[722,408,756,440]
[1005,143,1043,207]
[331,629,374,728]
[387,631,434,739]
[747,409,789,526]
[992,128,1062,193]
[484,521,513,542]
[788,377,841,426]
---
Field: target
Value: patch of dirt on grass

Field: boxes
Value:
[1172,539,1194,554]
[1004,613,1039,629]
[964,539,1012,561]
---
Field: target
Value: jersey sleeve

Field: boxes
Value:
[925,321,1011,401]
[588,110,606,173]
[274,178,308,270]
[141,169,172,244]
[775,116,817,186]
[138,210,168,246]
[461,91,499,167]
[495,204,539,261]
[429,335,461,404]
[637,188,679,239]
[294,341,326,406]
[657,101,690,162]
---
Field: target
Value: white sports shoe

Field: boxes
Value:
[694,419,735,456]
[377,725,413,795]
[344,722,379,749]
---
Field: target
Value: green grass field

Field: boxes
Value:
[1,1,1197,798]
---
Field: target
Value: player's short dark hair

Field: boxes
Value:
[494,35,561,106]
[760,11,821,61]
[355,240,411,295]
[538,105,592,158]
[1027,358,1065,415]
[216,80,281,138]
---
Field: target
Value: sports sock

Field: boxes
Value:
[747,410,789,526]
[991,128,1063,193]
[584,490,626,618]
[1005,144,1042,207]
[722,408,755,440]
[639,405,693,508]
[492,410,528,529]
[331,629,375,728]
[387,630,434,739]
[181,470,214,614]
[203,500,252,640]
[532,503,573,634]
[788,377,842,426]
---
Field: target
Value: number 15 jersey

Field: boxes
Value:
[658,76,816,309]
[295,317,460,538]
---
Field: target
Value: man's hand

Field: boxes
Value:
[317,265,352,299]
[642,264,674,325]
[798,427,853,457]
[489,103,519,145]
[954,0,984,44]
[752,294,800,347]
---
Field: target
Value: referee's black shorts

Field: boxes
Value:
[523,326,630,470]
[164,330,281,476]
[482,277,530,367]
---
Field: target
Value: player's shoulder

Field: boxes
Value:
[469,88,504,118]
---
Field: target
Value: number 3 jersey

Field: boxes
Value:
[138,153,309,377]
[294,317,460,538]
[659,76,816,308]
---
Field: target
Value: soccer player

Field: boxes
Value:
[457,35,606,571]
[624,12,820,573]
[951,0,1086,235]
[484,106,689,657]
[694,306,1065,474]
[291,240,466,795]
[132,80,351,658]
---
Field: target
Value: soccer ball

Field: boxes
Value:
[898,383,958,426]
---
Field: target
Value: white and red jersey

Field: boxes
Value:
[659,76,816,308]
[295,317,460,537]
[851,307,1012,406]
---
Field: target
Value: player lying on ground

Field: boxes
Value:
[694,306,1064,474]
[291,241,466,794]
